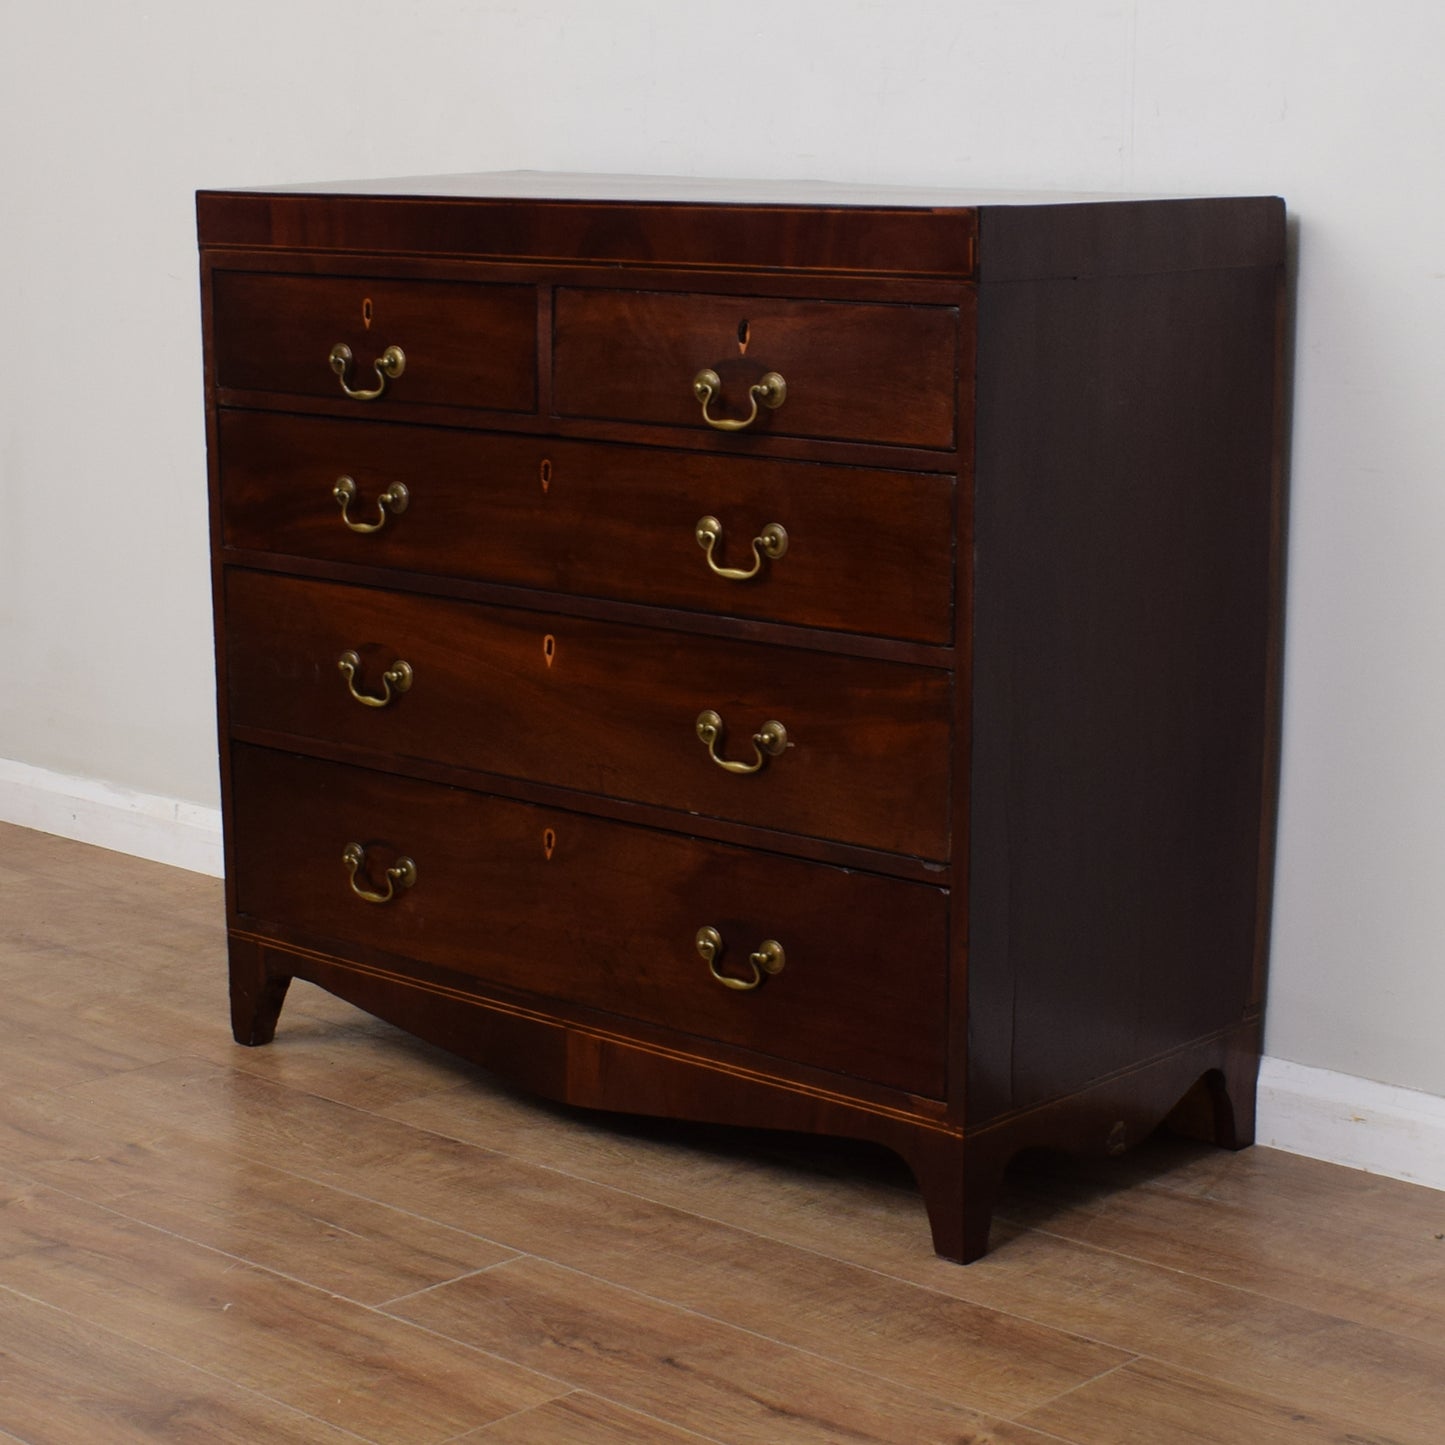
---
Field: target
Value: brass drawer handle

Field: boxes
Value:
[696,709,788,774]
[334,476,409,533]
[329,342,406,401]
[692,368,787,432]
[695,516,788,581]
[337,650,413,708]
[342,842,417,904]
[695,926,786,992]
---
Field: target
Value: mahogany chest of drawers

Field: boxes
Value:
[197,174,1286,1261]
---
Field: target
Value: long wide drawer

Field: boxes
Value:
[217,410,956,644]
[210,271,537,412]
[553,288,959,449]
[225,570,951,860]
[230,746,949,1097]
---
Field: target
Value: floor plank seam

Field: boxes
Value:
[432,1390,734,1445]
[1002,1354,1138,1427]
[377,1256,524,1311]
[433,1396,553,1444]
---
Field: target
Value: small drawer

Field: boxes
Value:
[210,270,537,412]
[553,288,959,449]
[230,746,949,1096]
[225,571,951,860]
[217,411,956,644]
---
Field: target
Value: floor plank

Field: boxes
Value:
[0,1286,364,1444]
[3,820,1444,1445]
[0,1172,563,1444]
[998,1148,1445,1345]
[457,1392,728,1443]
[14,1121,520,1307]
[58,1059,1128,1420]
[390,1255,1054,1445]
[1018,1355,1422,1445]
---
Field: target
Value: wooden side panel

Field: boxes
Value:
[966,260,1284,1125]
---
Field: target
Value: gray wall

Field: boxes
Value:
[3,0,1443,1097]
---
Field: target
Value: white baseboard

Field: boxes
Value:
[0,758,223,877]
[1256,1056,1445,1192]
[2,756,1441,1190]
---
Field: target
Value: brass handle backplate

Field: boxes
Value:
[692,368,787,432]
[695,516,788,581]
[329,342,406,401]
[337,650,413,708]
[695,710,788,774]
[342,842,417,904]
[334,476,409,533]
[695,926,786,992]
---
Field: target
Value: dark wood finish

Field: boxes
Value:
[976,194,1286,281]
[196,177,982,276]
[224,569,951,858]
[218,410,956,643]
[966,263,1282,1126]
[211,271,537,412]
[553,287,959,449]
[199,174,1286,1262]
[230,745,948,1096]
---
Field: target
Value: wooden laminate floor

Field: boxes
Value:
[1,821,1442,1444]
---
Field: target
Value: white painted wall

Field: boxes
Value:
[3,2,1443,1100]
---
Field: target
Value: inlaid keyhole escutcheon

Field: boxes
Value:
[542,827,557,860]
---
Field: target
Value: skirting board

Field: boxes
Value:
[0,757,223,877]
[1255,1056,1445,1193]
[1,756,1441,1192]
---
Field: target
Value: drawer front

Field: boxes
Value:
[230,746,949,1096]
[211,271,537,412]
[225,571,951,860]
[553,288,958,449]
[217,411,955,644]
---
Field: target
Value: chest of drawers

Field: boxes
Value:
[198,174,1285,1261]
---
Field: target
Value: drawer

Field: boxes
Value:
[230,746,949,1096]
[211,271,537,412]
[553,288,959,449]
[217,411,955,644]
[225,571,951,860]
